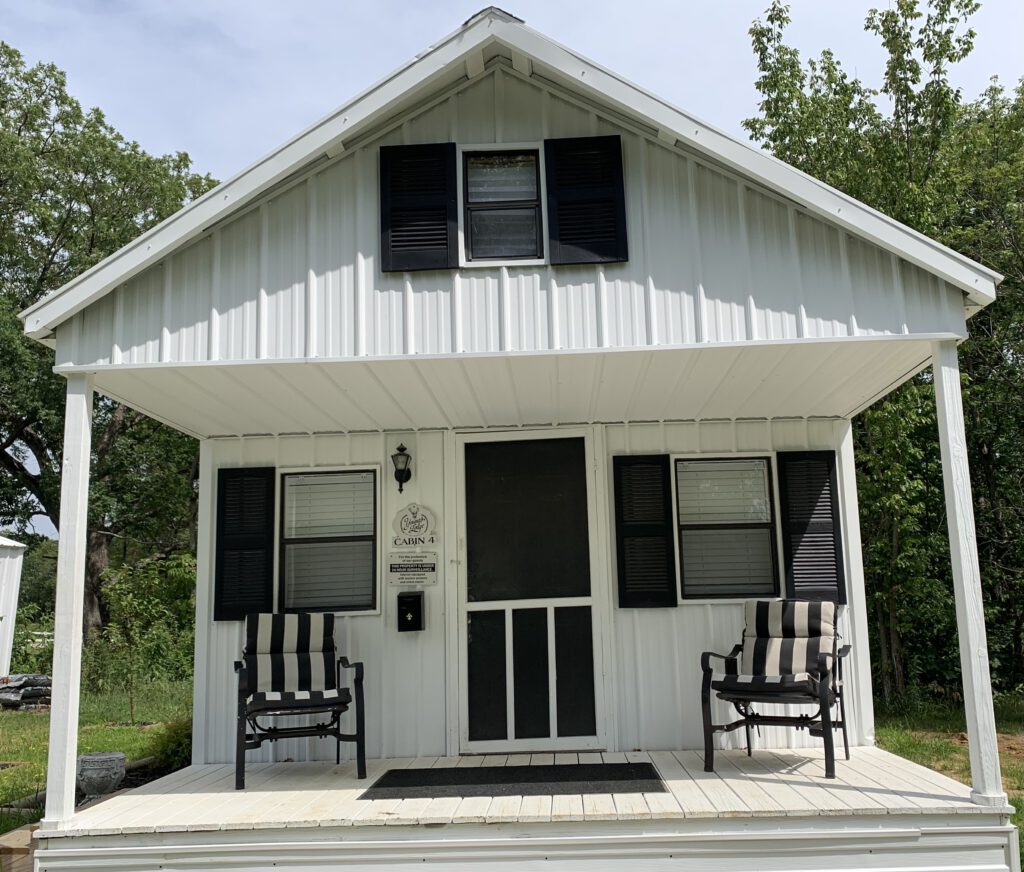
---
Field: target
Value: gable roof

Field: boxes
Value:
[20,6,1000,341]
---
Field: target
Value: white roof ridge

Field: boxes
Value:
[19,10,999,340]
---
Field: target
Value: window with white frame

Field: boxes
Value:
[280,470,377,612]
[463,150,543,260]
[675,458,779,599]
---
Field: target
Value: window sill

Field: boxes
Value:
[460,258,547,269]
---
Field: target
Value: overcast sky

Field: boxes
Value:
[5,1,1023,182]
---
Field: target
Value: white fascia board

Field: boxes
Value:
[489,19,1001,308]
[0,535,26,550]
[19,15,509,340]
[21,8,999,341]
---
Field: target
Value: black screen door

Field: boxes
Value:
[461,436,599,750]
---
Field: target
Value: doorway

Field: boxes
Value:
[456,432,604,753]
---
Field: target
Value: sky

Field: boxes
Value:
[3,0,1023,183]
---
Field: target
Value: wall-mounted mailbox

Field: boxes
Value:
[397,591,424,632]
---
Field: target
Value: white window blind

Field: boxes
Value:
[676,460,770,524]
[676,458,777,598]
[282,471,376,611]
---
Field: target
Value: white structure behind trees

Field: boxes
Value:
[0,534,26,678]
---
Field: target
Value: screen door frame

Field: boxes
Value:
[451,427,611,754]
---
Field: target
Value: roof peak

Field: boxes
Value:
[462,6,523,27]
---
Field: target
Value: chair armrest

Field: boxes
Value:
[838,645,852,659]
[340,657,364,683]
[701,644,743,674]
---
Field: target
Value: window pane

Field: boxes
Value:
[681,528,775,598]
[284,540,375,610]
[676,460,770,524]
[469,208,539,259]
[466,153,537,202]
[284,472,375,539]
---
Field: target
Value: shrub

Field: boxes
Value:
[150,717,192,771]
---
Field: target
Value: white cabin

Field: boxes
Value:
[21,9,1017,872]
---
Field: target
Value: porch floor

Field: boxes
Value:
[42,746,1003,838]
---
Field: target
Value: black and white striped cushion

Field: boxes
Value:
[712,671,820,696]
[247,687,351,711]
[740,600,836,677]
[243,613,337,695]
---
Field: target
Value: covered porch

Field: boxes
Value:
[33,748,1016,871]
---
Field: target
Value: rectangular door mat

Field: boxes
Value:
[360,762,665,799]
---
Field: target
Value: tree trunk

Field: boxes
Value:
[83,528,110,637]
[875,598,894,705]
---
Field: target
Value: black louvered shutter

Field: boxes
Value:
[214,467,276,621]
[777,451,846,604]
[613,456,677,607]
[544,135,628,265]
[380,142,457,272]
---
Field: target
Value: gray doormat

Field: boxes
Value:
[359,762,665,799]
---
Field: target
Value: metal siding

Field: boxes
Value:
[605,418,868,752]
[197,431,447,764]
[0,540,26,678]
[61,65,967,369]
[195,419,871,763]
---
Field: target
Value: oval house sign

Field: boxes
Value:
[391,503,438,548]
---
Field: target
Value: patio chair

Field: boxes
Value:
[234,612,366,789]
[700,599,850,778]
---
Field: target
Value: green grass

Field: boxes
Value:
[0,680,192,835]
[876,697,1024,847]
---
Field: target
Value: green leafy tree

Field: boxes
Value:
[0,42,215,634]
[745,1,1024,702]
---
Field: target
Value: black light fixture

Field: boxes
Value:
[391,443,412,493]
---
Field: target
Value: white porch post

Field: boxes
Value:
[931,340,1005,807]
[42,373,94,828]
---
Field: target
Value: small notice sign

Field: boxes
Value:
[386,551,438,586]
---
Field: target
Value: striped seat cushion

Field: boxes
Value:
[243,613,338,695]
[740,600,837,677]
[711,672,820,697]
[247,687,351,713]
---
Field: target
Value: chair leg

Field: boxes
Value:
[701,672,715,772]
[235,700,247,790]
[820,686,836,779]
[839,688,851,760]
[745,720,753,756]
[354,675,367,780]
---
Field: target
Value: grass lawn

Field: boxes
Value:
[876,696,1024,843]
[0,680,192,835]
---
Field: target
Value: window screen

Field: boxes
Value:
[464,151,542,260]
[676,459,778,599]
[281,471,377,612]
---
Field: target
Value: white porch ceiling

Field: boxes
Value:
[86,338,940,439]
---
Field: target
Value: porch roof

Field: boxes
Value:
[67,336,945,438]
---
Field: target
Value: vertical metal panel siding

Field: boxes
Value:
[197,431,447,764]
[56,65,967,369]
[196,419,870,762]
[0,540,26,678]
[605,419,867,752]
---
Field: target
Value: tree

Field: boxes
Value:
[745,1,1024,702]
[0,42,216,634]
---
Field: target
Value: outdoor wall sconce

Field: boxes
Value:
[391,443,412,493]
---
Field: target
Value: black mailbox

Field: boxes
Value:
[397,591,424,632]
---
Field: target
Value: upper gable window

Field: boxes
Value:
[464,151,542,261]
[380,135,628,272]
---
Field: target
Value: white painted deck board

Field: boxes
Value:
[51,747,993,838]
